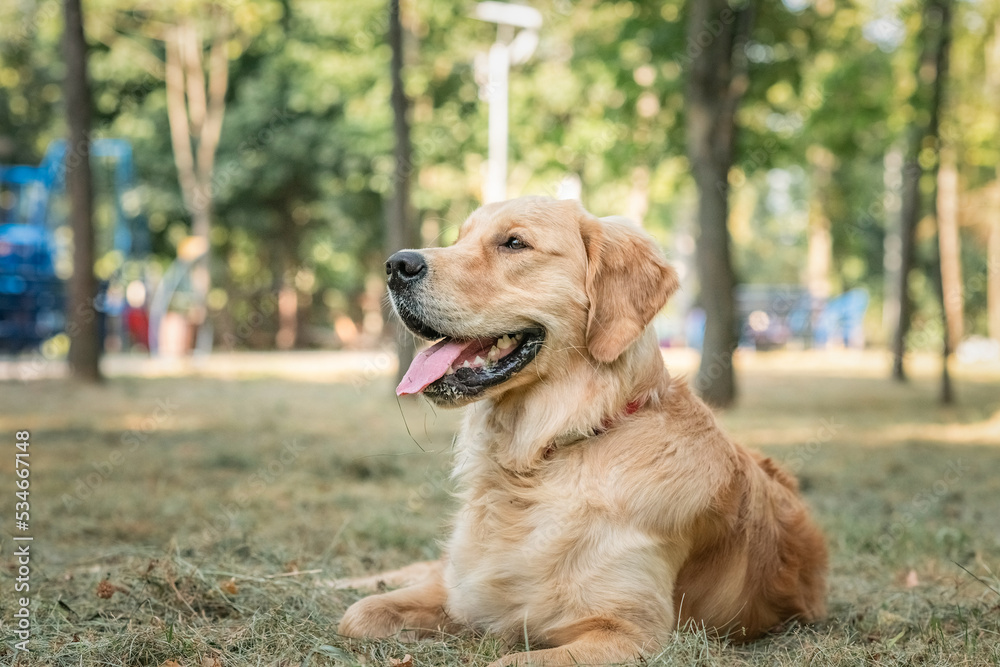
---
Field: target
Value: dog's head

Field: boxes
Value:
[387,196,678,406]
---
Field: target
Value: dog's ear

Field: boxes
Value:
[580,214,679,364]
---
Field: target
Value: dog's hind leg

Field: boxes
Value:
[337,560,456,640]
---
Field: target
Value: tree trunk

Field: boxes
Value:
[685,0,754,407]
[990,170,1000,341]
[806,146,835,302]
[388,0,418,383]
[891,0,952,382]
[882,148,905,343]
[923,0,954,403]
[936,148,962,348]
[626,165,650,225]
[275,233,301,350]
[63,0,101,382]
[276,285,298,350]
[163,16,229,353]
[990,22,1000,343]
[891,147,920,380]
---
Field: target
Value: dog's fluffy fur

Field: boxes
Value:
[336,197,827,666]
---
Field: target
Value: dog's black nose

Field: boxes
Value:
[385,250,427,288]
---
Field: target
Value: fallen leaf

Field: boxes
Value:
[201,657,223,667]
[159,661,182,667]
[388,654,413,667]
[905,569,919,588]
[220,577,239,595]
[95,580,116,599]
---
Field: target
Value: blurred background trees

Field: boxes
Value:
[1,0,998,402]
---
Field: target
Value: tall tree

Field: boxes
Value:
[991,170,1000,341]
[936,147,962,352]
[806,146,835,303]
[929,0,955,404]
[63,0,101,381]
[891,0,952,381]
[685,0,754,407]
[387,0,418,381]
[163,11,230,351]
[990,20,1000,342]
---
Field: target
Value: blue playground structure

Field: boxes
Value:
[0,139,148,352]
[736,285,868,350]
[685,284,870,352]
[735,284,868,350]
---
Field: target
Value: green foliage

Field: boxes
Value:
[1,0,997,346]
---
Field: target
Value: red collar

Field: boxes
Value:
[543,396,646,459]
[538,396,648,462]
[598,397,645,433]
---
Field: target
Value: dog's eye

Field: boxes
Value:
[501,236,528,251]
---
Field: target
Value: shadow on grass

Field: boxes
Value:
[0,365,998,665]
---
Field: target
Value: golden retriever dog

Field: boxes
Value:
[336,196,827,665]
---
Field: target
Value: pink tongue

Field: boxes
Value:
[396,338,474,396]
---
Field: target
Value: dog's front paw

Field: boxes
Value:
[338,594,405,639]
[488,651,552,667]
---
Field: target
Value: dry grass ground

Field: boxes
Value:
[0,349,998,666]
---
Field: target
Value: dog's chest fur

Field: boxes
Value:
[442,420,681,643]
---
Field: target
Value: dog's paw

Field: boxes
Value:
[487,652,549,667]
[338,595,405,639]
[323,574,389,591]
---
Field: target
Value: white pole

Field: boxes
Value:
[485,40,509,204]
[474,2,540,204]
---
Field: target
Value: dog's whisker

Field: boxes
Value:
[394,392,426,453]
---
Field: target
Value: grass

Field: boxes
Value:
[1,349,999,666]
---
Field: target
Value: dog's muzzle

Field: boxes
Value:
[385,250,427,292]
